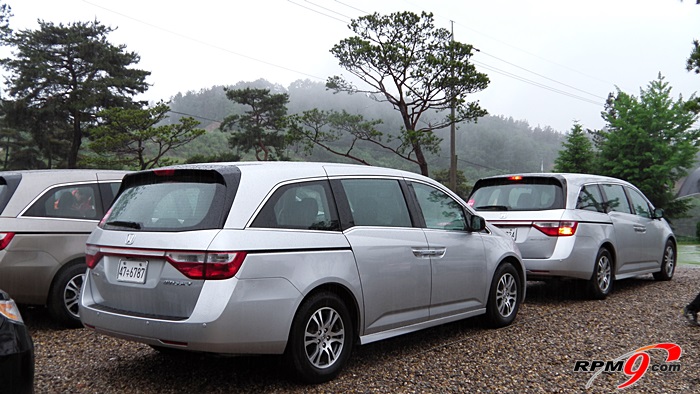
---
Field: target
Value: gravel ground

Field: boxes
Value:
[22,266,700,393]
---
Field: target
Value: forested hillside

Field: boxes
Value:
[166,79,564,184]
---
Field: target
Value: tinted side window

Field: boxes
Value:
[627,188,651,218]
[411,182,466,230]
[251,181,339,231]
[576,185,605,213]
[24,183,100,219]
[601,184,631,214]
[341,179,412,227]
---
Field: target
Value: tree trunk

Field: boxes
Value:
[68,111,82,168]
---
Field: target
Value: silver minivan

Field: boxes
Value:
[468,173,676,299]
[0,169,127,327]
[80,162,524,383]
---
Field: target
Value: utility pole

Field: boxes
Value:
[449,21,457,193]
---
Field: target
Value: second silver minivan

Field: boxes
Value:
[80,162,524,383]
[468,173,676,299]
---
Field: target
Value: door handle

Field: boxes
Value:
[412,248,432,258]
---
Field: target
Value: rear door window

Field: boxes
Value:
[251,181,339,231]
[340,179,412,227]
[24,183,101,220]
[601,184,632,214]
[576,185,605,213]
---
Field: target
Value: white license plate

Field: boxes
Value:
[117,260,148,284]
[502,227,517,240]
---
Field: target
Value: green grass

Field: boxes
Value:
[678,244,700,266]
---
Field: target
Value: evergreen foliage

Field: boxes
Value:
[87,102,205,170]
[554,123,595,173]
[221,87,289,161]
[596,75,700,219]
[0,20,149,168]
[327,11,489,176]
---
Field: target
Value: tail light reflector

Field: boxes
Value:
[533,221,578,237]
[166,251,247,280]
[0,233,15,250]
[85,244,103,269]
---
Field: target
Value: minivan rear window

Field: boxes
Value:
[469,177,565,211]
[103,169,234,232]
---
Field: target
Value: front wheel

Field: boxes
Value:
[48,262,86,328]
[653,240,676,281]
[587,248,613,300]
[485,262,521,328]
[285,292,354,384]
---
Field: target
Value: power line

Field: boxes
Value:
[286,1,610,108]
[472,60,604,106]
[167,110,222,124]
[81,0,326,82]
[476,50,607,101]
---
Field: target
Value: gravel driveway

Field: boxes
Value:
[24,266,700,393]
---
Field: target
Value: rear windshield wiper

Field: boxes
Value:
[105,220,142,229]
[475,205,509,211]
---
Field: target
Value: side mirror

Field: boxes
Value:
[653,208,664,219]
[469,215,486,232]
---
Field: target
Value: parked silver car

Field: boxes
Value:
[80,162,524,383]
[468,173,676,299]
[0,170,128,327]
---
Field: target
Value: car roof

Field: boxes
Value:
[149,161,433,187]
[141,161,447,229]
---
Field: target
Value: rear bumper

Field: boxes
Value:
[80,275,302,355]
[522,236,598,281]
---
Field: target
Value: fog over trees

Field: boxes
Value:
[166,78,564,186]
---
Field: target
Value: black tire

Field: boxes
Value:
[587,248,613,300]
[653,240,676,281]
[48,262,86,328]
[485,262,521,328]
[284,292,354,384]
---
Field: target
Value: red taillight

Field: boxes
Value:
[0,233,15,250]
[85,244,103,269]
[533,221,578,237]
[508,176,523,181]
[166,251,247,280]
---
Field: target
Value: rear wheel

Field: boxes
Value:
[285,292,354,384]
[653,240,676,281]
[48,262,86,328]
[485,262,521,328]
[587,248,613,300]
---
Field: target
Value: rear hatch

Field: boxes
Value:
[468,175,569,259]
[84,167,240,319]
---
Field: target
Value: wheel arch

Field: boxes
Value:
[47,256,86,303]
[499,255,526,303]
[600,241,616,273]
[295,282,361,342]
